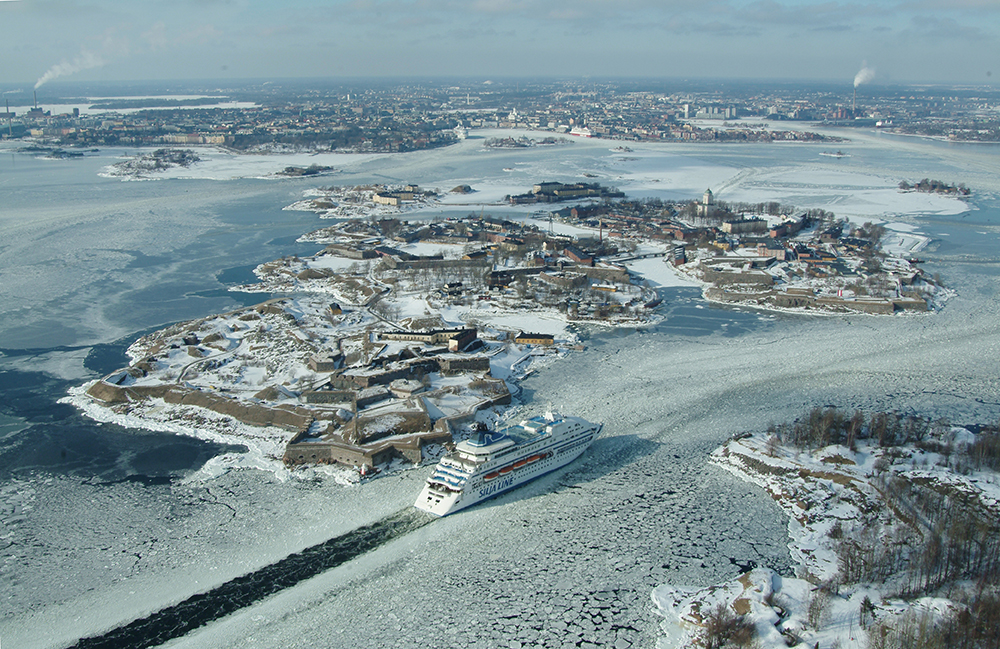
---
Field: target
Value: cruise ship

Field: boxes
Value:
[414,411,601,516]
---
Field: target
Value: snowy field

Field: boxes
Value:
[2,129,1000,648]
[880,222,931,257]
[71,126,981,224]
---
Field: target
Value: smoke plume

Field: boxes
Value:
[35,50,105,90]
[854,63,875,88]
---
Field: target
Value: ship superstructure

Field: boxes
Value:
[414,411,601,516]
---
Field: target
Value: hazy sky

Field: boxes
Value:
[2,0,998,88]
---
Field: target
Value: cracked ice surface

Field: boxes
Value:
[4,131,1000,648]
[8,274,1000,649]
[167,439,792,649]
[167,268,1000,649]
[1,468,426,649]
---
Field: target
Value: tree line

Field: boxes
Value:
[762,406,1000,649]
[767,406,1000,471]
[898,178,971,196]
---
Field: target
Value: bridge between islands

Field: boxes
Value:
[605,251,668,263]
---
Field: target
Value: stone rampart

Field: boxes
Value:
[702,267,774,287]
[706,288,899,315]
[85,380,312,432]
[160,388,313,431]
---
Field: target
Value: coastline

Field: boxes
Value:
[65,162,957,484]
[7,128,999,649]
[654,419,1000,648]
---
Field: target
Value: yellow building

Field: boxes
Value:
[514,332,554,346]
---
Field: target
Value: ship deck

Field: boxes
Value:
[496,424,545,447]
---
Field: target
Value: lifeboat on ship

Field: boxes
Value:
[483,471,500,481]
[499,464,514,475]
[513,459,528,469]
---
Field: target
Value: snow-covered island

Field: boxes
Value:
[276,163,335,177]
[101,148,202,179]
[484,135,572,148]
[72,294,529,479]
[71,202,665,479]
[652,191,950,315]
[283,183,444,220]
[654,408,1000,649]
[33,124,998,649]
[71,175,962,484]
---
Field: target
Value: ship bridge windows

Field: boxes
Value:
[442,458,474,471]
[457,452,487,465]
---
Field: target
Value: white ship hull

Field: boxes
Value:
[415,413,600,517]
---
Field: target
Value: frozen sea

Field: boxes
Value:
[2,129,1000,649]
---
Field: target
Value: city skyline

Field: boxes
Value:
[1,0,998,88]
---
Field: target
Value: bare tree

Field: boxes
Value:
[694,604,755,649]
